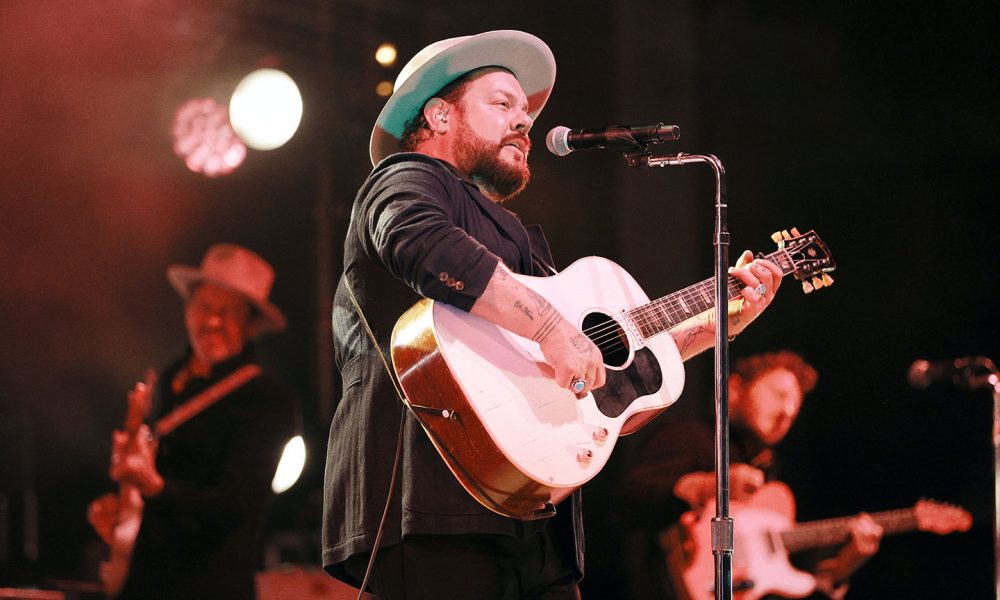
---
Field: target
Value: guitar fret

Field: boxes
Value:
[697,284,712,306]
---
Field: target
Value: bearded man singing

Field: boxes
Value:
[322,30,784,600]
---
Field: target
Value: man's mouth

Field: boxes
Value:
[502,138,530,156]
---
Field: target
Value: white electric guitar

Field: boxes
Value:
[665,481,972,600]
[391,228,835,519]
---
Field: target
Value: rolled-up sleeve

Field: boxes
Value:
[356,157,500,312]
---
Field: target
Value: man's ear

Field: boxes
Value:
[422,97,450,134]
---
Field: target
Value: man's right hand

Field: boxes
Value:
[87,493,120,545]
[537,319,606,398]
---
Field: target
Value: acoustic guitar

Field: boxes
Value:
[391,228,835,519]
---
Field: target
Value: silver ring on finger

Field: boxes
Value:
[755,283,767,297]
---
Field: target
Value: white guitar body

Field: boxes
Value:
[392,256,686,517]
[678,483,815,600]
[437,256,684,484]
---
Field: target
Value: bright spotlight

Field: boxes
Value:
[172,98,246,177]
[375,81,394,97]
[271,435,306,494]
[375,43,397,67]
[229,68,303,151]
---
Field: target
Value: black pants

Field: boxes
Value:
[343,530,581,600]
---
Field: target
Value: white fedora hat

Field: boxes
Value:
[369,29,556,166]
[167,243,287,334]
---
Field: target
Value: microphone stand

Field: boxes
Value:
[625,151,733,600]
[967,358,1000,600]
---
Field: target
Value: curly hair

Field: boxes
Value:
[732,351,818,394]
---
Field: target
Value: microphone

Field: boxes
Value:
[907,357,995,390]
[545,123,680,157]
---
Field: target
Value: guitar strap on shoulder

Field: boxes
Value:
[154,364,262,437]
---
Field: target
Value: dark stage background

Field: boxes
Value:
[1,2,997,598]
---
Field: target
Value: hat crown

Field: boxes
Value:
[197,243,274,303]
[393,35,470,92]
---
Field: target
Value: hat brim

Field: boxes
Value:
[167,266,287,335]
[370,30,556,166]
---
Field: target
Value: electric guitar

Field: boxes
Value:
[390,228,836,519]
[665,481,972,600]
[98,372,155,598]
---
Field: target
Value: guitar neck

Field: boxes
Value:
[781,508,919,554]
[627,248,796,339]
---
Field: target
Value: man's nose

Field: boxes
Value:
[512,109,533,133]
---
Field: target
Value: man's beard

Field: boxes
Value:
[454,121,531,202]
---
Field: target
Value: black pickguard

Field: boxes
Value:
[591,347,663,418]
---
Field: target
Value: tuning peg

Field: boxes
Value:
[811,276,825,289]
[790,227,801,237]
[821,273,834,286]
[801,280,814,294]
[781,230,792,240]
[771,231,783,244]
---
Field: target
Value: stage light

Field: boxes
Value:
[375,81,394,97]
[272,435,306,494]
[229,68,303,151]
[375,43,397,67]
[171,98,247,177]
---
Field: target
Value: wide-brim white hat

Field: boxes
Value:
[370,29,556,166]
[167,243,287,335]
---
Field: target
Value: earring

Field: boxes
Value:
[435,109,449,123]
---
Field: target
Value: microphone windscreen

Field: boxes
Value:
[545,126,572,157]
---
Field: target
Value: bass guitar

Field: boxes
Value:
[391,228,835,519]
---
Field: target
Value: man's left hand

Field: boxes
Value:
[727,250,783,336]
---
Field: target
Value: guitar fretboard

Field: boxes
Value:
[781,508,918,554]
[627,249,796,340]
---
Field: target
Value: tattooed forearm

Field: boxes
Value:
[677,324,713,355]
[526,288,553,316]
[514,300,534,320]
[531,312,561,343]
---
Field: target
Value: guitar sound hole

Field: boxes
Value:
[581,312,630,368]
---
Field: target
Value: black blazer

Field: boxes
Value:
[322,154,583,583]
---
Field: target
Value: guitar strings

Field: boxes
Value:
[575,247,798,356]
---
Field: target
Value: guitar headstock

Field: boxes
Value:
[771,227,837,294]
[123,369,156,436]
[914,499,973,535]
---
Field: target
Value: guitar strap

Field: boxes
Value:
[154,364,262,437]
